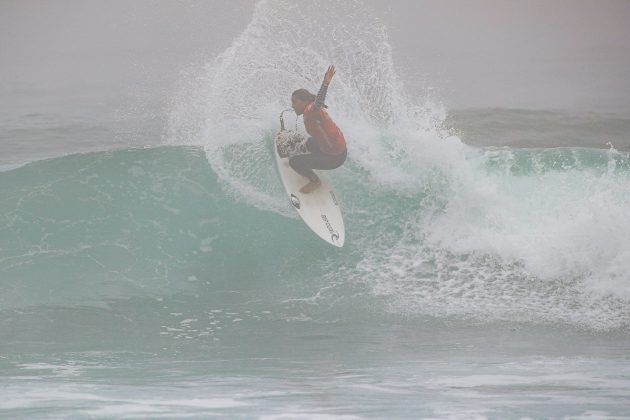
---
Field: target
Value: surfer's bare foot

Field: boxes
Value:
[300,178,321,194]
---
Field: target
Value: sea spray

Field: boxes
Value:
[162,0,630,329]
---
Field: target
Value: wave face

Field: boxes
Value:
[1,142,629,332]
[2,0,630,334]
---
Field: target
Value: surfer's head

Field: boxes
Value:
[291,89,315,115]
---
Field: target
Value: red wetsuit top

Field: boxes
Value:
[302,83,346,155]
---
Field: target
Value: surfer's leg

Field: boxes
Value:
[289,154,319,182]
[290,147,346,176]
[289,152,322,193]
[298,149,346,193]
[289,140,346,193]
[289,156,320,193]
[289,137,320,181]
[307,147,347,171]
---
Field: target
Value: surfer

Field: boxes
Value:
[290,65,347,193]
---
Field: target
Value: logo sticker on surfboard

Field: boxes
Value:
[321,214,340,243]
[290,194,301,209]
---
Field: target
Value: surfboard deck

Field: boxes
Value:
[274,131,345,247]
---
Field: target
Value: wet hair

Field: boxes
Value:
[292,88,316,102]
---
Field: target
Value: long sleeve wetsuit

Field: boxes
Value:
[289,81,347,182]
[315,82,328,108]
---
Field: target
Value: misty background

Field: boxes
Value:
[1,0,629,163]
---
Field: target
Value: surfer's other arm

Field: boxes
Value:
[315,65,336,109]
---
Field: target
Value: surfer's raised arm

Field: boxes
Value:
[315,65,336,109]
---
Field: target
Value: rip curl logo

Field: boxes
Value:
[290,194,300,209]
[321,214,340,243]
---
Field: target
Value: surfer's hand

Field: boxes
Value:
[323,65,336,85]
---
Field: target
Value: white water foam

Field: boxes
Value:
[353,143,630,329]
[166,0,630,328]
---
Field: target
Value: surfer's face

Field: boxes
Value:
[291,96,308,115]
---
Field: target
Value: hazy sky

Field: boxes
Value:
[371,0,630,113]
[1,0,629,113]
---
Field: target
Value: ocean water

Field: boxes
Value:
[2,0,630,418]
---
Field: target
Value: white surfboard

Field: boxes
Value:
[274,111,345,247]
